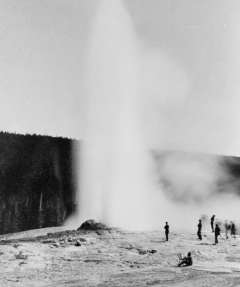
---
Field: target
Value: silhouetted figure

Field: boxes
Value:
[211,215,215,232]
[224,221,231,239]
[178,252,193,267]
[231,222,236,238]
[164,222,169,241]
[215,224,221,244]
[197,219,202,240]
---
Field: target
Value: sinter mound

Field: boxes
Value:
[77,220,109,231]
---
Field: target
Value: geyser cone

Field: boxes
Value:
[77,0,155,230]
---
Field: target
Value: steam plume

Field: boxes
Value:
[69,0,240,231]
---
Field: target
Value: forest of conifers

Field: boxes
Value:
[0,132,77,234]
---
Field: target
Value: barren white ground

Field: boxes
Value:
[0,226,240,286]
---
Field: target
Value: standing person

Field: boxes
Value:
[231,222,236,238]
[215,224,221,244]
[197,219,202,240]
[164,222,169,241]
[210,215,215,232]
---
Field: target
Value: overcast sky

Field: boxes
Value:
[0,0,240,155]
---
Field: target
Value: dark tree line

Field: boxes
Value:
[0,132,77,234]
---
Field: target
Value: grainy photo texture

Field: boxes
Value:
[0,1,240,286]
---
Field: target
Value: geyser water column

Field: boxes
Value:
[79,0,154,230]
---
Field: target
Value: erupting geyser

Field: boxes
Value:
[78,0,156,230]
[66,0,240,231]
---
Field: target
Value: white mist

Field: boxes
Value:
[77,0,157,230]
[66,0,240,232]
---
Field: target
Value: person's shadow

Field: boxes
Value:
[197,242,214,246]
[151,239,168,243]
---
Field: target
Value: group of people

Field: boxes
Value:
[163,215,238,267]
[197,217,220,244]
[197,215,236,244]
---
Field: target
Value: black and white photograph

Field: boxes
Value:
[0,0,240,286]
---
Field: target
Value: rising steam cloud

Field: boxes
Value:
[69,0,240,231]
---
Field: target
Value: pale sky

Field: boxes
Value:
[0,0,240,156]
